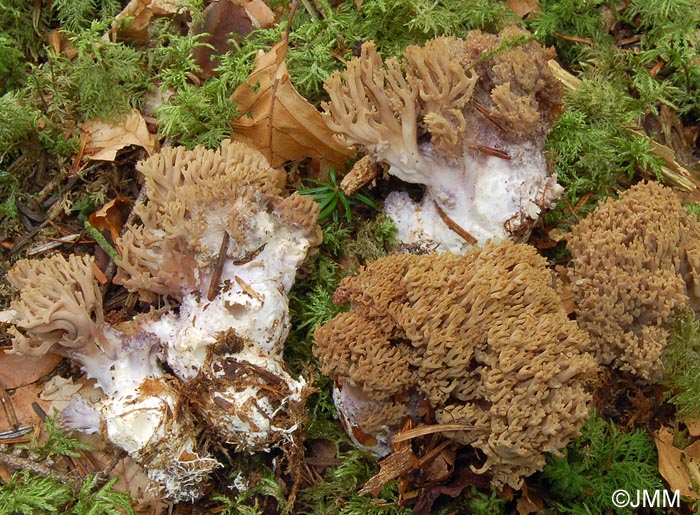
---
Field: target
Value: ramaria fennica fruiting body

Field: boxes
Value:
[322,28,564,253]
[313,241,598,489]
[1,139,321,498]
[115,139,321,451]
[2,255,218,502]
[568,181,700,382]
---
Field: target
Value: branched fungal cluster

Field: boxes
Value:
[1,140,321,500]
[314,241,598,488]
[323,27,565,253]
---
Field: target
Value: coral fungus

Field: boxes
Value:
[322,28,564,252]
[2,254,218,501]
[568,181,700,381]
[313,241,597,488]
[116,139,321,451]
[1,139,321,498]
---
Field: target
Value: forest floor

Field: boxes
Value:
[1,0,700,514]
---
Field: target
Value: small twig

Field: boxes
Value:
[391,423,476,444]
[285,0,300,40]
[467,145,512,160]
[432,200,478,245]
[83,220,121,263]
[0,451,79,485]
[553,32,595,46]
[417,439,453,467]
[232,243,266,265]
[469,98,509,133]
[297,0,319,20]
[208,231,230,301]
[92,449,127,487]
[10,171,84,255]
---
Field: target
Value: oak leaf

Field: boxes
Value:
[230,39,353,169]
[88,198,132,244]
[82,110,159,161]
[655,426,700,500]
[113,0,181,43]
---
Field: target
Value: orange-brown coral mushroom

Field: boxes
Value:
[568,181,700,381]
[323,28,564,252]
[313,241,597,488]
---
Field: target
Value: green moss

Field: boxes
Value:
[52,0,121,33]
[663,310,700,420]
[0,419,136,515]
[0,92,39,154]
[537,411,663,514]
[298,449,406,515]
[345,213,398,263]
[0,472,73,515]
[461,487,507,515]
[527,0,612,66]
[543,79,664,229]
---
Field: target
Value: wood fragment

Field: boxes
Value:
[469,98,508,133]
[232,243,266,265]
[234,275,264,302]
[340,155,385,196]
[391,423,476,444]
[467,145,512,160]
[359,445,418,495]
[432,201,478,245]
[207,231,230,301]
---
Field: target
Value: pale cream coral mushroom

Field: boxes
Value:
[568,181,700,381]
[323,28,564,253]
[115,139,321,451]
[314,241,598,488]
[1,254,218,502]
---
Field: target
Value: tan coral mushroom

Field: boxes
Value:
[323,28,564,252]
[1,254,218,502]
[568,181,700,381]
[313,240,598,488]
[4,255,104,356]
[116,139,321,451]
[115,139,288,301]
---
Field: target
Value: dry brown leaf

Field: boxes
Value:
[89,198,132,243]
[0,352,62,389]
[0,352,61,390]
[421,445,454,484]
[40,376,87,413]
[243,0,275,27]
[506,0,540,17]
[686,418,700,437]
[113,0,181,42]
[516,483,545,515]
[192,0,275,79]
[82,110,159,161]
[655,426,700,500]
[230,39,353,169]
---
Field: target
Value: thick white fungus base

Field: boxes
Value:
[145,211,312,450]
[384,142,563,253]
[61,331,219,502]
[332,380,423,457]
